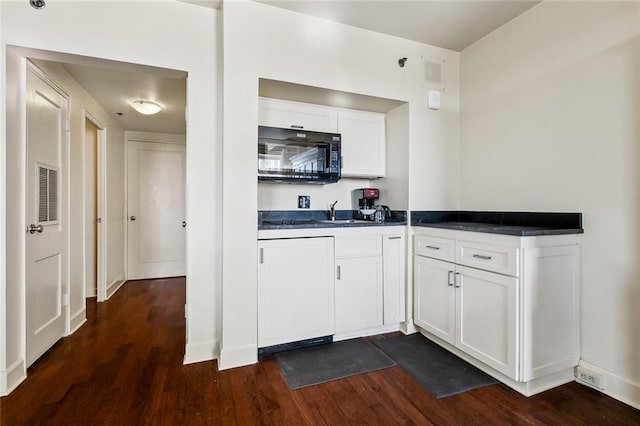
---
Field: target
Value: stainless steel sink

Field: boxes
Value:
[315,219,371,224]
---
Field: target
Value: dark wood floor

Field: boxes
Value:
[2,278,638,425]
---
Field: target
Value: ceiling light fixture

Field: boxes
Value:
[130,99,163,115]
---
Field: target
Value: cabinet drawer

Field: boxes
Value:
[414,235,455,262]
[335,235,382,258]
[456,241,519,276]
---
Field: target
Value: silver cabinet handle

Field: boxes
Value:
[259,248,264,264]
[426,245,440,250]
[28,224,43,234]
[448,270,454,286]
[290,125,304,129]
[455,272,461,288]
[388,236,402,240]
[472,254,492,260]
[130,216,136,221]
[337,265,341,280]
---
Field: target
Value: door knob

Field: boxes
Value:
[130,216,136,221]
[28,224,43,234]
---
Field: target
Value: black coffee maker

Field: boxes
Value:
[352,188,390,222]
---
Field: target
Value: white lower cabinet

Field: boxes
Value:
[414,256,456,343]
[257,227,407,348]
[335,255,383,333]
[335,235,383,333]
[413,228,580,395]
[383,235,406,324]
[456,265,517,378]
[415,257,517,377]
[257,237,335,347]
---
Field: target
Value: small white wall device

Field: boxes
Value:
[427,90,441,110]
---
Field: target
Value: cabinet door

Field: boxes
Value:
[335,256,383,333]
[414,256,455,344]
[455,265,518,379]
[383,234,405,324]
[259,98,338,133]
[258,237,335,347]
[338,110,386,178]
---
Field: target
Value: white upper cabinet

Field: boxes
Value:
[258,98,338,133]
[258,97,387,179]
[338,110,386,178]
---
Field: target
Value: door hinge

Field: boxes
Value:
[62,293,70,306]
[65,119,71,132]
[185,304,188,319]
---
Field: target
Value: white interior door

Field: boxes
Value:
[25,64,68,367]
[127,141,186,279]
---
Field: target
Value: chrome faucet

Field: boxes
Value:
[330,200,338,221]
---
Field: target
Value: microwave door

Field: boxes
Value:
[258,138,330,180]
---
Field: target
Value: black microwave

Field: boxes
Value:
[258,126,341,184]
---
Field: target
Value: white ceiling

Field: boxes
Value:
[255,0,541,51]
[40,0,541,135]
[260,79,404,113]
[59,62,187,135]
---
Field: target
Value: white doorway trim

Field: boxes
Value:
[82,111,107,303]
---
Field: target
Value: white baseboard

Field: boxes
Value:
[85,286,96,298]
[400,321,418,335]
[183,339,219,365]
[69,308,87,334]
[1,358,26,396]
[577,360,640,410]
[106,275,125,299]
[218,343,258,370]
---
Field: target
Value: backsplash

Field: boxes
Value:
[258,178,372,210]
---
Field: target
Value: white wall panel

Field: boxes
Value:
[0,0,220,394]
[222,0,459,369]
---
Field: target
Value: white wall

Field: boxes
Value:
[0,0,5,395]
[221,0,459,368]
[378,103,410,210]
[0,1,220,394]
[460,1,640,407]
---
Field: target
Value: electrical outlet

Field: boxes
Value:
[576,367,604,390]
[298,195,310,209]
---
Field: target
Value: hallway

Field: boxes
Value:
[0,277,220,424]
[2,278,639,425]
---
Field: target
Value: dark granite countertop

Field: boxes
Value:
[258,210,407,230]
[411,211,583,236]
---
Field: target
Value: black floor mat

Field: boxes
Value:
[372,333,497,398]
[274,338,396,389]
